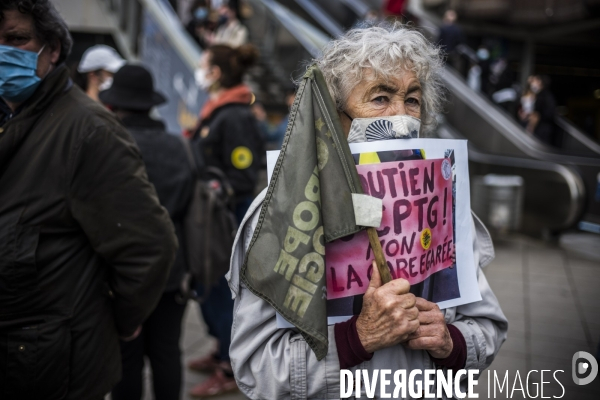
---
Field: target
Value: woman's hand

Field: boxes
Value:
[527,112,540,134]
[404,298,453,359]
[120,325,142,342]
[356,262,420,353]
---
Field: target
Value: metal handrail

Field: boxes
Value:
[443,59,600,167]
[100,0,201,69]
[555,115,600,156]
[294,0,345,37]
[339,0,371,17]
[438,124,586,231]
[139,0,202,70]
[254,0,330,58]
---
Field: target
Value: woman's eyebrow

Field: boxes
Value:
[366,84,398,96]
[4,28,32,37]
[406,83,422,94]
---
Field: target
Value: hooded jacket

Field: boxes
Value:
[0,65,178,399]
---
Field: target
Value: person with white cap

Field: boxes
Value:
[77,44,125,102]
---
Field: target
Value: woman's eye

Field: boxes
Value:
[8,36,28,45]
[372,96,389,104]
[406,97,420,106]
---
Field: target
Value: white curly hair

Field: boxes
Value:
[315,23,445,133]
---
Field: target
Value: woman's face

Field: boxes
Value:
[340,68,422,136]
[199,51,220,83]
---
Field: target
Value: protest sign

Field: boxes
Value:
[268,138,481,327]
[326,157,455,300]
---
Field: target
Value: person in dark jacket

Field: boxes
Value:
[191,43,263,220]
[187,43,263,397]
[529,75,557,145]
[100,65,194,400]
[0,2,177,399]
[437,10,465,71]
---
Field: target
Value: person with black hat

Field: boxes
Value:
[101,64,195,400]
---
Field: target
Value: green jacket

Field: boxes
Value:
[0,65,178,399]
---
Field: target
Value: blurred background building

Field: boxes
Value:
[52,0,600,242]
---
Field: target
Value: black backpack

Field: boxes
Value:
[178,137,238,301]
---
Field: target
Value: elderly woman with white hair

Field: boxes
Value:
[227,24,507,399]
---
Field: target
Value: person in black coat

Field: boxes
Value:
[529,75,557,146]
[0,3,177,399]
[100,65,194,400]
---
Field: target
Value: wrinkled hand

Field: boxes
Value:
[404,298,453,359]
[356,261,420,353]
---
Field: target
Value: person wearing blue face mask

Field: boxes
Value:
[0,2,178,399]
[0,44,46,104]
[210,2,248,48]
[186,0,213,49]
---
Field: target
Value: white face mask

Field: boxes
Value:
[195,68,215,90]
[477,48,489,61]
[98,76,113,92]
[347,115,421,143]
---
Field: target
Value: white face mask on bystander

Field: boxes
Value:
[99,76,113,92]
[530,82,542,94]
[195,68,215,91]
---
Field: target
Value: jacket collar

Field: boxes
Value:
[0,99,18,127]
[120,113,166,132]
[0,64,71,171]
[199,84,254,122]
[6,64,71,126]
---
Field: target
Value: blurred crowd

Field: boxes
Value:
[71,41,261,400]
[68,2,307,398]
[437,9,558,146]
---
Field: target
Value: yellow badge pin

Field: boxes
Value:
[420,228,432,250]
[231,146,253,169]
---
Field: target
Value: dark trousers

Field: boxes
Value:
[197,276,234,362]
[195,196,251,363]
[111,292,187,400]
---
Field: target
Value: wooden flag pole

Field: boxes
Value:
[366,227,393,284]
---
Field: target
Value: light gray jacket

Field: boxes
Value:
[227,189,508,399]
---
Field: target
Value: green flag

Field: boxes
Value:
[241,65,365,360]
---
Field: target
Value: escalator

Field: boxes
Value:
[250,0,600,236]
[405,0,600,233]
[71,0,598,235]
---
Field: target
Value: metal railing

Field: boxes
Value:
[556,116,600,157]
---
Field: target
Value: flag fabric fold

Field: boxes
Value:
[241,65,365,360]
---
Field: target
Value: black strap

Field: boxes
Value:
[178,135,201,175]
[177,135,235,200]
